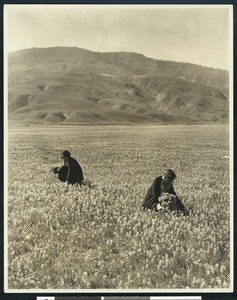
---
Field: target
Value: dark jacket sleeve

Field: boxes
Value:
[152,177,162,204]
[66,164,71,182]
[168,184,176,196]
[63,158,70,181]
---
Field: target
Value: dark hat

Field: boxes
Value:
[61,150,71,158]
[165,169,176,180]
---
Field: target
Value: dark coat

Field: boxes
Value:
[142,176,185,212]
[62,156,84,185]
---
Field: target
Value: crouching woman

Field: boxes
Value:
[60,150,84,186]
[142,169,187,215]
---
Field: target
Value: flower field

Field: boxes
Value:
[6,124,231,291]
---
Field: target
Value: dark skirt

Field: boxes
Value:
[57,165,83,185]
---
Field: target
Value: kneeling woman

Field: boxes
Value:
[59,150,84,186]
[142,169,187,214]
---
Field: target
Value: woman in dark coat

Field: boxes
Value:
[60,150,84,186]
[142,169,186,213]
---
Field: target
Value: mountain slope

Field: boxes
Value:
[8,47,229,126]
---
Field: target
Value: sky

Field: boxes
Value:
[4,4,232,70]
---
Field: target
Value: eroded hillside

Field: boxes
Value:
[8,47,229,126]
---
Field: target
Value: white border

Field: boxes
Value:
[3,4,233,9]
[4,2,9,294]
[229,4,234,294]
[4,3,234,294]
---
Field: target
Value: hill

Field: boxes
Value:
[8,47,229,126]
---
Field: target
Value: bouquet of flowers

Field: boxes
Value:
[157,193,177,212]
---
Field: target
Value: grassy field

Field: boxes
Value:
[6,124,231,291]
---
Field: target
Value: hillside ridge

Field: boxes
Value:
[8,46,229,126]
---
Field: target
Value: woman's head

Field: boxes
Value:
[164,169,176,182]
[61,150,71,159]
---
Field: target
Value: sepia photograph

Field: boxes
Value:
[4,3,233,293]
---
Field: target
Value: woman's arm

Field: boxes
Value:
[151,177,161,204]
[65,158,71,183]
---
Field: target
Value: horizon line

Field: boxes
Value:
[8,45,229,72]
